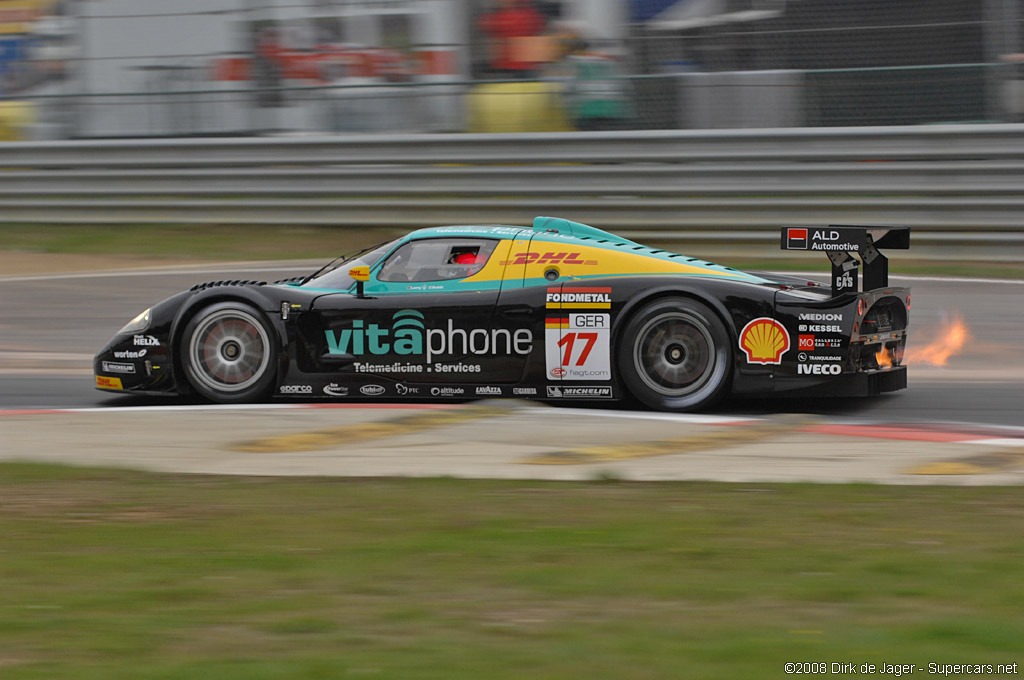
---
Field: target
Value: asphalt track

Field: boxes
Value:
[1,261,1022,484]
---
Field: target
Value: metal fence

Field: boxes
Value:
[3,125,1024,241]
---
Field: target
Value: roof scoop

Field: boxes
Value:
[532,216,638,246]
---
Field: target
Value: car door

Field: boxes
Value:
[312,235,531,384]
[492,231,614,386]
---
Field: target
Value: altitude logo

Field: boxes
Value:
[324,309,533,363]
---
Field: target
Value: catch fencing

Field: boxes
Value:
[3,124,1024,240]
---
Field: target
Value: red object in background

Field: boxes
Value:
[478,0,545,72]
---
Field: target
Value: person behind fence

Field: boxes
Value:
[550,33,632,131]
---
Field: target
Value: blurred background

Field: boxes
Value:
[1,0,1021,139]
[3,0,1024,267]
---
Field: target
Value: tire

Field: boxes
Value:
[618,297,732,412]
[180,302,277,403]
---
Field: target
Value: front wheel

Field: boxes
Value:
[180,302,277,403]
[618,297,732,412]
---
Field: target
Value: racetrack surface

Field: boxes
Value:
[1,260,1022,483]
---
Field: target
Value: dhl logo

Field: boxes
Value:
[95,375,123,390]
[500,252,598,266]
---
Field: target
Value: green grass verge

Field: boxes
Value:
[0,224,406,261]
[2,463,1022,679]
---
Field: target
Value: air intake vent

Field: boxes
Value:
[189,280,267,292]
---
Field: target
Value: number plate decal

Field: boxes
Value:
[545,313,611,381]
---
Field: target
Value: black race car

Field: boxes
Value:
[94,217,910,412]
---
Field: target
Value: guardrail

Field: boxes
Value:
[3,125,1024,235]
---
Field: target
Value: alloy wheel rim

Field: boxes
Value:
[633,311,716,397]
[188,309,270,393]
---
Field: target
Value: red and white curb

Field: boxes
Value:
[1,402,1021,448]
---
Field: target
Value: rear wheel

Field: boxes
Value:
[181,302,277,403]
[618,297,731,412]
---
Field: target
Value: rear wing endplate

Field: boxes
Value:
[780,225,910,296]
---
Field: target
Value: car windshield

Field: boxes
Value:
[302,239,399,289]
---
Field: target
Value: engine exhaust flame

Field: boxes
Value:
[905,313,969,366]
[876,347,893,368]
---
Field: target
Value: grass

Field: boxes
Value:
[0,224,406,262]
[2,223,1023,278]
[1,463,1023,679]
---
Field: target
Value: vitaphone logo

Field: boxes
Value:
[325,309,533,362]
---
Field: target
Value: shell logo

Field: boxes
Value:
[738,317,791,365]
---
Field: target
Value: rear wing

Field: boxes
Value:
[780,225,910,296]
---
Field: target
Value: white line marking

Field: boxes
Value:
[528,406,761,425]
[0,262,318,283]
[0,351,94,361]
[781,271,1024,286]
[2,264,1020,285]
[965,438,1024,447]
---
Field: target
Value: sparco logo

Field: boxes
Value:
[431,386,465,396]
[133,334,160,346]
[360,384,385,396]
[475,386,501,396]
[280,385,312,394]
[323,383,348,397]
[798,364,842,375]
[798,313,843,321]
[113,349,147,359]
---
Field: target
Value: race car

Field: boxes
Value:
[94,217,911,412]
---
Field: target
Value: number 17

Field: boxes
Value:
[557,332,598,366]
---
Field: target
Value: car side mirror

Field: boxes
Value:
[349,266,369,298]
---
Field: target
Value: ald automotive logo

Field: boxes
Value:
[325,309,532,362]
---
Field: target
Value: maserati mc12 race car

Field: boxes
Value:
[94,217,911,411]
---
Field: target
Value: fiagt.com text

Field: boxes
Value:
[784,663,1018,676]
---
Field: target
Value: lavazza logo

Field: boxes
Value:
[133,334,160,346]
[475,386,501,396]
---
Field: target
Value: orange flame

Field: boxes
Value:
[905,313,970,366]
[876,347,893,368]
